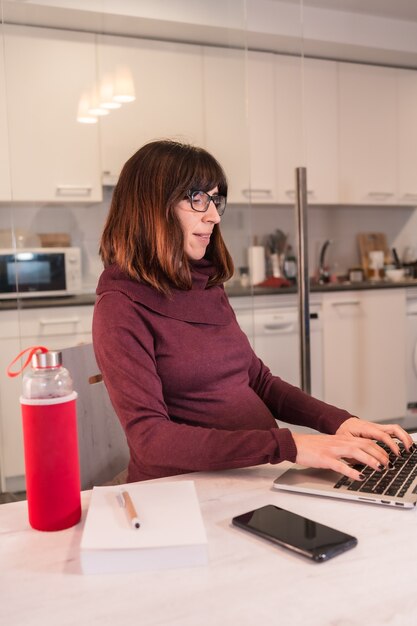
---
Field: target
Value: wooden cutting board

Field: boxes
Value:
[357,233,390,274]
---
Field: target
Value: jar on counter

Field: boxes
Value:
[348,267,364,283]
[283,246,297,284]
[368,250,385,281]
[239,267,250,288]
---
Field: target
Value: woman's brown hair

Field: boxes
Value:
[99,140,234,293]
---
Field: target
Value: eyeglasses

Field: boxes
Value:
[186,190,227,216]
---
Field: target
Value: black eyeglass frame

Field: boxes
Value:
[186,190,227,216]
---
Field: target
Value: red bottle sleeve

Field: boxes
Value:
[20,391,81,531]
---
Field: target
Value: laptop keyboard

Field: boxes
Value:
[334,442,417,499]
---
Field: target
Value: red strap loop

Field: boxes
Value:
[6,346,49,378]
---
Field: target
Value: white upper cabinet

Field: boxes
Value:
[397,68,417,204]
[97,35,205,183]
[303,58,339,204]
[275,56,339,204]
[3,25,102,203]
[0,30,11,202]
[203,46,250,204]
[339,62,397,205]
[3,24,417,207]
[203,48,277,204]
[246,51,278,204]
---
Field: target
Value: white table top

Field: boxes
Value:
[1,462,417,626]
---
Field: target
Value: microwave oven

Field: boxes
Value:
[0,247,82,299]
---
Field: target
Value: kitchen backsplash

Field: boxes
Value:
[0,189,415,290]
[224,203,417,276]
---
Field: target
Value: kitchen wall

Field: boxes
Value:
[223,203,416,276]
[0,195,110,293]
[1,194,415,291]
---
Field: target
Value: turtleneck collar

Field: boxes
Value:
[188,258,214,289]
[96,262,233,326]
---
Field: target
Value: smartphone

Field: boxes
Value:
[232,504,357,562]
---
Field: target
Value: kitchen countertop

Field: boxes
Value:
[0,293,97,311]
[1,279,417,310]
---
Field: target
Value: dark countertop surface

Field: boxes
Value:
[1,279,417,310]
[225,278,417,298]
[0,292,98,311]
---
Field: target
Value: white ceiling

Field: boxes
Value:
[9,0,417,22]
[3,0,417,67]
[279,0,417,23]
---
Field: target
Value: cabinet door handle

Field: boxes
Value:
[285,189,314,197]
[242,189,272,197]
[56,185,92,197]
[402,193,417,200]
[263,322,294,333]
[331,300,360,306]
[39,317,80,325]
[367,192,394,200]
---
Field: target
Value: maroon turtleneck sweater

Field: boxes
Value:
[93,260,351,482]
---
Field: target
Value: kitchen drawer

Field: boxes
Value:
[0,305,94,339]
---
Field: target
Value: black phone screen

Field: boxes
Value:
[232,504,357,562]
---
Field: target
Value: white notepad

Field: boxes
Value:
[80,480,208,574]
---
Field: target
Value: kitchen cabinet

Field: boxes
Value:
[245,51,277,204]
[97,35,205,184]
[0,305,94,492]
[338,62,397,205]
[202,46,249,204]
[203,47,277,204]
[322,289,407,421]
[0,28,11,202]
[275,56,339,204]
[339,63,417,206]
[2,22,416,208]
[397,68,417,205]
[3,25,102,202]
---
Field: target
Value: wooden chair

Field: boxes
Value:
[61,343,129,490]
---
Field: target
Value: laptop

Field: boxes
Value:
[273,439,417,508]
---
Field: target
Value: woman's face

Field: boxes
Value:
[174,187,222,261]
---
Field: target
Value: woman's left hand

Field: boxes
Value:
[336,417,414,457]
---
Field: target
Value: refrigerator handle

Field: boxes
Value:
[413,339,417,379]
[295,166,311,395]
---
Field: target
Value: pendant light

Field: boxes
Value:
[99,75,122,110]
[76,92,98,124]
[112,66,136,103]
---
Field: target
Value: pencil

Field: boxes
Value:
[121,490,140,529]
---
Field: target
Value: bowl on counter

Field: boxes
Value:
[385,268,406,282]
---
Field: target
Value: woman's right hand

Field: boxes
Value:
[291,432,392,481]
